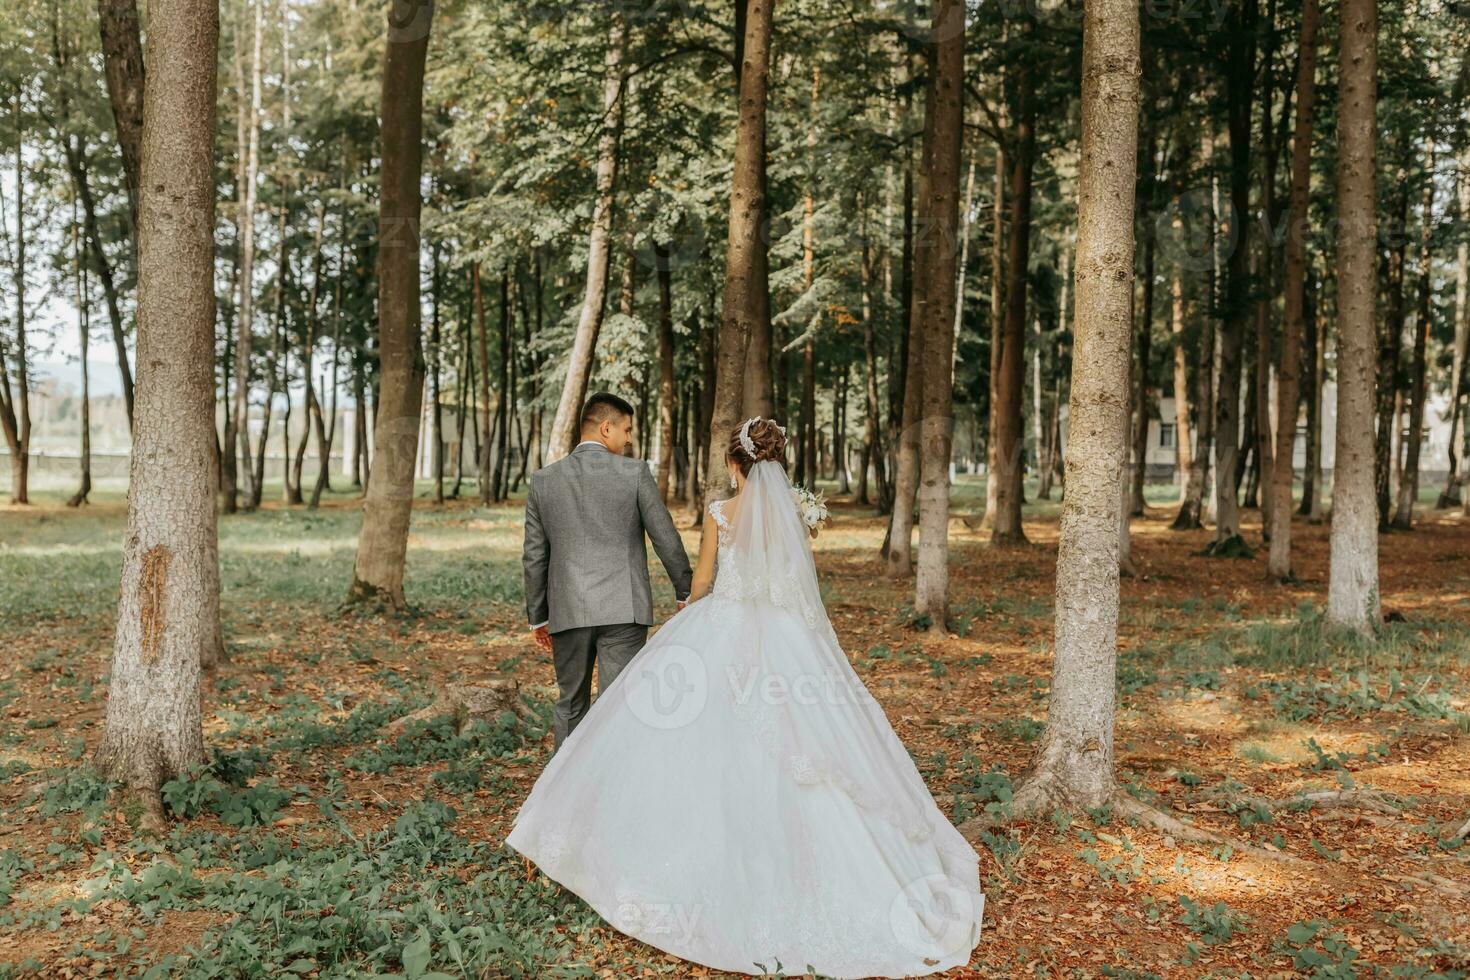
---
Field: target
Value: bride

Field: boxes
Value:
[506,417,984,978]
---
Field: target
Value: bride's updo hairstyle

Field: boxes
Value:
[727,417,788,476]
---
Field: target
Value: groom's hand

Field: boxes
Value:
[531,625,552,652]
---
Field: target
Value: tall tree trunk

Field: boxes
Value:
[1131,234,1154,516]
[1299,268,1323,519]
[1008,0,1139,815]
[547,16,624,462]
[96,0,145,230]
[430,242,445,504]
[737,0,774,422]
[473,262,492,503]
[985,109,1005,527]
[1376,184,1408,527]
[345,0,433,610]
[94,0,219,831]
[1168,266,1193,513]
[1211,0,1258,550]
[1269,0,1320,576]
[1440,149,1469,508]
[705,0,773,505]
[858,215,887,508]
[68,203,93,508]
[991,53,1035,545]
[450,318,470,499]
[913,0,964,623]
[655,241,676,498]
[227,0,264,514]
[56,110,134,430]
[294,204,326,506]
[834,363,851,494]
[3,85,32,505]
[1326,0,1381,634]
[492,275,510,502]
[1393,137,1436,530]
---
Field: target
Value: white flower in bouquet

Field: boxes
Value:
[791,484,829,536]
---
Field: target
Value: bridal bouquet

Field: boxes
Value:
[791,484,829,536]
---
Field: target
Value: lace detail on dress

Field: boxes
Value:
[708,498,833,639]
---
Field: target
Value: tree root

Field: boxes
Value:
[1451,813,1470,841]
[1383,871,1470,898]
[1293,787,1406,815]
[959,774,1303,865]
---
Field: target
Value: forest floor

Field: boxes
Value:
[0,476,1468,979]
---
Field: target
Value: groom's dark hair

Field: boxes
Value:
[580,392,635,431]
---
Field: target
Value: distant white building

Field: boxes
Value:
[1140,381,1459,482]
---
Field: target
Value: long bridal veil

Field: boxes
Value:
[714,460,830,635]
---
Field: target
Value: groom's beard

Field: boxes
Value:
[622,443,636,458]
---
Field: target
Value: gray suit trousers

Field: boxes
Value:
[551,622,648,750]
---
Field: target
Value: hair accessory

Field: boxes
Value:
[738,417,759,457]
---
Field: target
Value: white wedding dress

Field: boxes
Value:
[505,461,984,978]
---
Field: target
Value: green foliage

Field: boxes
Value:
[1177,895,1247,945]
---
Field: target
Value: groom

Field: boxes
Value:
[523,392,693,750]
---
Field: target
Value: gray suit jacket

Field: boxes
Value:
[523,442,694,633]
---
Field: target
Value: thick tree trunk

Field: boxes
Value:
[345,0,433,611]
[991,57,1035,546]
[913,0,964,623]
[705,0,773,505]
[547,16,624,462]
[1010,0,1138,814]
[1325,0,1381,634]
[94,0,219,832]
[1393,139,1436,530]
[1269,0,1319,577]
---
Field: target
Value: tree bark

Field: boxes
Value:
[1268,0,1319,577]
[94,0,219,832]
[1010,0,1139,814]
[1325,0,1381,634]
[345,0,433,611]
[913,0,965,624]
[1299,268,1323,519]
[547,15,624,462]
[705,0,773,505]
